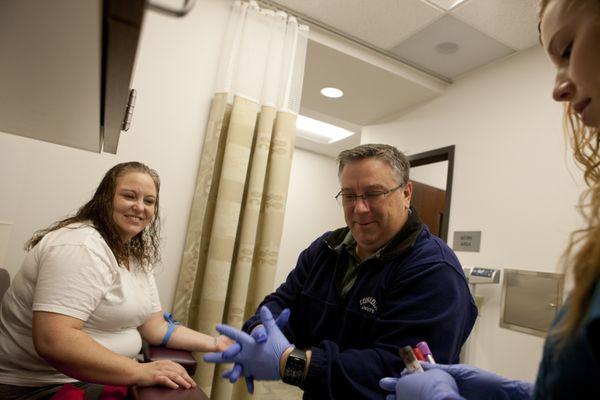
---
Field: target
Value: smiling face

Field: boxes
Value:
[541,0,600,127]
[112,171,158,243]
[339,158,412,259]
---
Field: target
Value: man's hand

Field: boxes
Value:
[221,308,290,394]
[250,308,290,343]
[204,306,292,384]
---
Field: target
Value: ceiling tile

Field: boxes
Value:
[389,14,514,79]
[301,40,441,126]
[270,0,444,49]
[451,0,540,50]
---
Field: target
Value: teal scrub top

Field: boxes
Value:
[533,276,600,399]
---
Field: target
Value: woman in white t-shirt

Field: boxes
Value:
[0,162,232,399]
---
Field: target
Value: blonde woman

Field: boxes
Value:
[380,0,600,399]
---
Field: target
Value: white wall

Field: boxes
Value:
[274,148,346,288]
[363,46,585,382]
[411,161,448,190]
[0,0,233,309]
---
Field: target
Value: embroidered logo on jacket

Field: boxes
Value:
[359,297,378,314]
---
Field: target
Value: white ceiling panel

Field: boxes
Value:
[270,0,444,49]
[451,0,540,50]
[301,40,442,126]
[389,14,514,79]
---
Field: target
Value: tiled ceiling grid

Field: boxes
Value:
[269,0,540,80]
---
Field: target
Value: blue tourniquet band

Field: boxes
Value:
[161,311,180,347]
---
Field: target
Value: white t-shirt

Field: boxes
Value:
[0,223,162,386]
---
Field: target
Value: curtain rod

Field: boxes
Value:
[255,0,451,84]
[148,0,197,17]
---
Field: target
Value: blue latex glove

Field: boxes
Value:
[204,306,292,382]
[222,308,291,394]
[250,308,290,343]
[380,369,464,400]
[421,363,534,400]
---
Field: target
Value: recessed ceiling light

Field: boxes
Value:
[296,115,354,144]
[435,42,459,55]
[320,87,344,98]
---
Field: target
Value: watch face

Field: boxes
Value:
[283,349,306,386]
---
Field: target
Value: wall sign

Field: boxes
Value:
[452,231,481,252]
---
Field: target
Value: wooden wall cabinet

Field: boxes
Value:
[0,0,145,154]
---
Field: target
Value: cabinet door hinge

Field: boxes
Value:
[122,89,137,131]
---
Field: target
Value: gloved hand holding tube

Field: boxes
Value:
[380,344,463,400]
[380,344,534,400]
[419,363,534,400]
[379,368,464,400]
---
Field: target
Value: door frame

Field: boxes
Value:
[408,145,455,242]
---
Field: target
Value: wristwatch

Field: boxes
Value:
[282,347,307,386]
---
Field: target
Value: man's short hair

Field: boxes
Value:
[337,143,410,186]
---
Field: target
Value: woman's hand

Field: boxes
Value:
[136,359,196,390]
[215,335,236,352]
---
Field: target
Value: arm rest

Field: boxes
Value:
[131,385,208,400]
[141,343,198,376]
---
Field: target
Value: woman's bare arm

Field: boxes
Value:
[138,311,233,352]
[33,311,195,389]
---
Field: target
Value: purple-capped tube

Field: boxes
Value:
[416,341,436,364]
[399,346,424,374]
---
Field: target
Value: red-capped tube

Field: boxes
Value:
[412,347,426,361]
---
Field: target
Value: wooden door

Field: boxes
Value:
[411,180,446,238]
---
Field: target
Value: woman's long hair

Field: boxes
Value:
[555,104,600,344]
[25,162,161,267]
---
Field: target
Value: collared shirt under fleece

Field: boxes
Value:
[243,209,477,399]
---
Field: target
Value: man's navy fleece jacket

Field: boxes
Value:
[243,210,477,399]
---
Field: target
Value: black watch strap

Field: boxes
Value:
[282,347,307,386]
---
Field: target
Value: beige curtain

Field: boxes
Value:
[171,4,308,398]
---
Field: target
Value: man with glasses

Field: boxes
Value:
[205,144,476,399]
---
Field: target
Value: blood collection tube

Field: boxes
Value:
[399,345,424,374]
[412,346,425,361]
[416,341,436,364]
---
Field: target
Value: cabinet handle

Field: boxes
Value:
[122,89,137,132]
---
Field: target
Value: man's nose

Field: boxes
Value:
[353,196,370,213]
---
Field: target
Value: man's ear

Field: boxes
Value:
[403,181,413,206]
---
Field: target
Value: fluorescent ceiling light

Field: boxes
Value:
[296,115,354,144]
[320,87,344,98]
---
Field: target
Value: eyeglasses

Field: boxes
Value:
[335,184,403,207]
